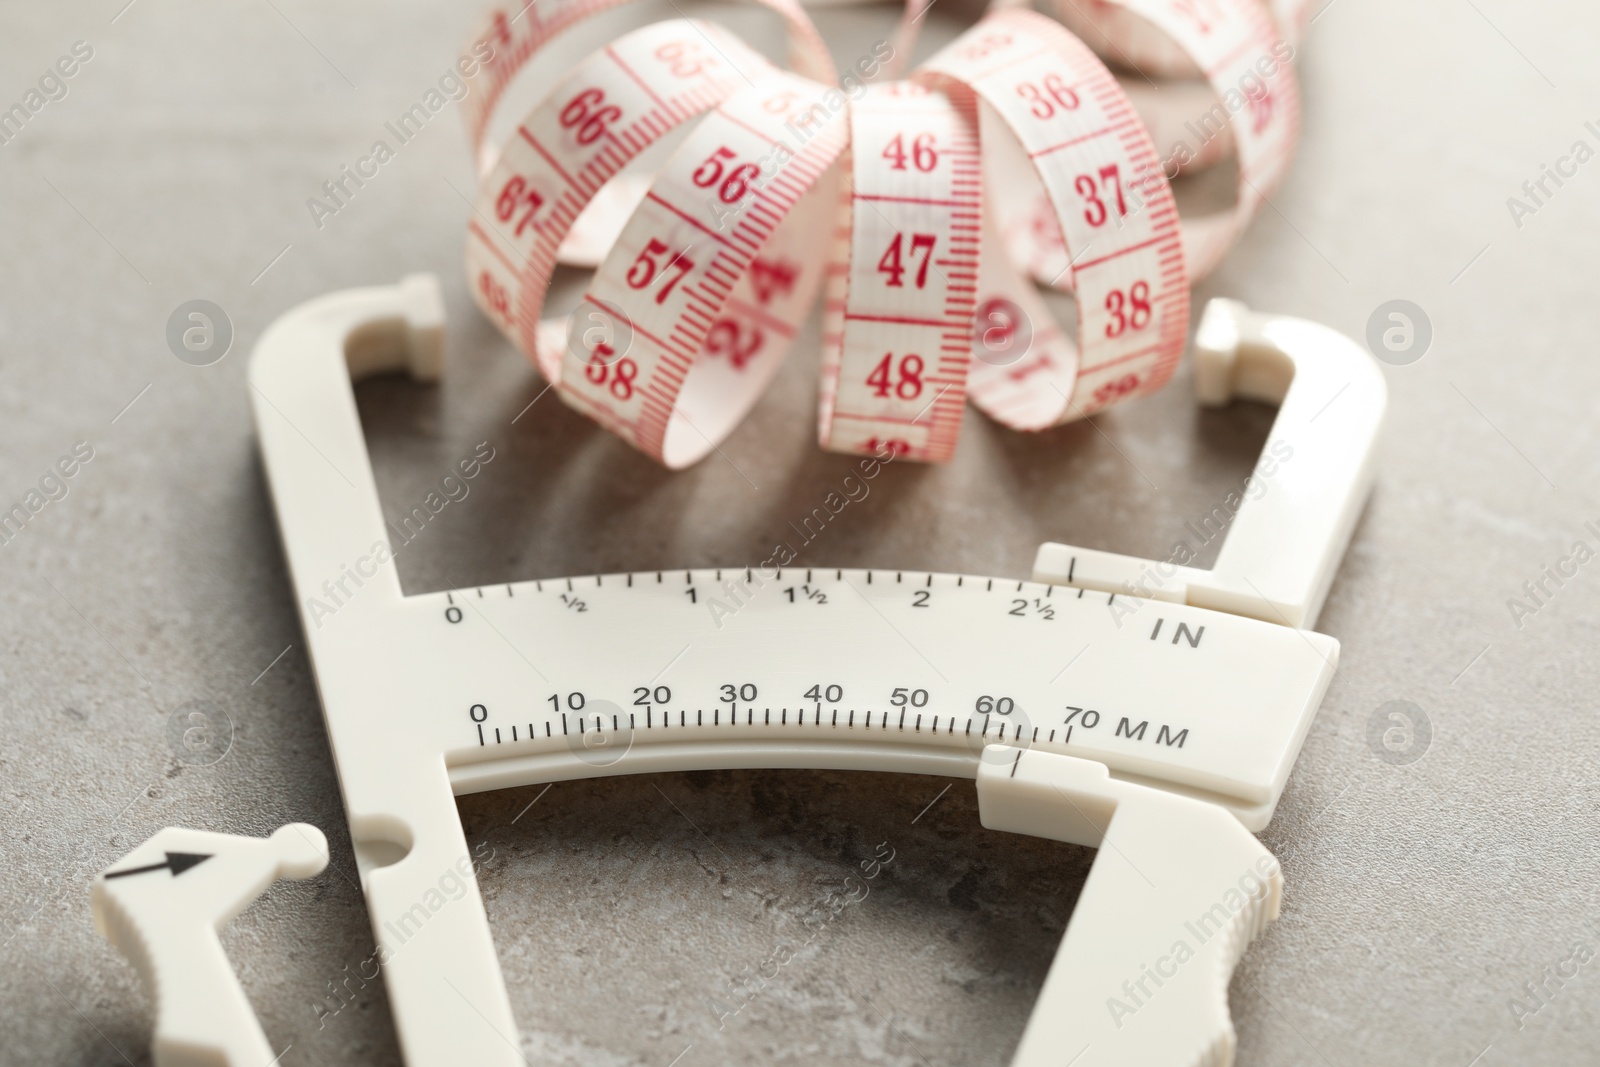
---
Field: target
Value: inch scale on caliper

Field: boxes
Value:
[439,562,1330,829]
[234,275,1382,1067]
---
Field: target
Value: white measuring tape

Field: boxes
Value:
[462,0,1306,465]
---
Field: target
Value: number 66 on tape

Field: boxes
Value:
[246,275,1385,1067]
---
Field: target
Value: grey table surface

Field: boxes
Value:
[2,1,1598,1065]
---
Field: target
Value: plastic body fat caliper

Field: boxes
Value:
[91,275,1376,1067]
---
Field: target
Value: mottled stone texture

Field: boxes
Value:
[2,1,1598,1065]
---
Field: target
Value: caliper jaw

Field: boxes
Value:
[978,751,1279,1066]
[1001,297,1385,1064]
[1035,298,1387,631]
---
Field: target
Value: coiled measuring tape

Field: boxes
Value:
[461,0,1305,466]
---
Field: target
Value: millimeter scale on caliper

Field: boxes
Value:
[244,274,1383,1066]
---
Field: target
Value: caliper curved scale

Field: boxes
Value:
[250,277,1383,1067]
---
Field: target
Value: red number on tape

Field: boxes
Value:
[1074,165,1126,228]
[866,353,926,400]
[654,40,707,77]
[585,345,639,400]
[881,132,938,172]
[749,258,797,305]
[1104,281,1152,337]
[691,147,760,203]
[1015,74,1079,119]
[1093,373,1141,405]
[627,238,696,304]
[863,437,912,457]
[877,233,937,289]
[478,271,510,322]
[560,87,622,145]
[495,176,545,236]
[706,319,764,369]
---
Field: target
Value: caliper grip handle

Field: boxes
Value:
[977,750,1280,1067]
[91,824,329,1067]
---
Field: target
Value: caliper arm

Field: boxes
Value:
[91,824,329,1067]
[979,749,1280,1067]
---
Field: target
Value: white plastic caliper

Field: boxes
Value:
[242,277,1382,1066]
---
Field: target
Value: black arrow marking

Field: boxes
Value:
[104,852,213,880]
